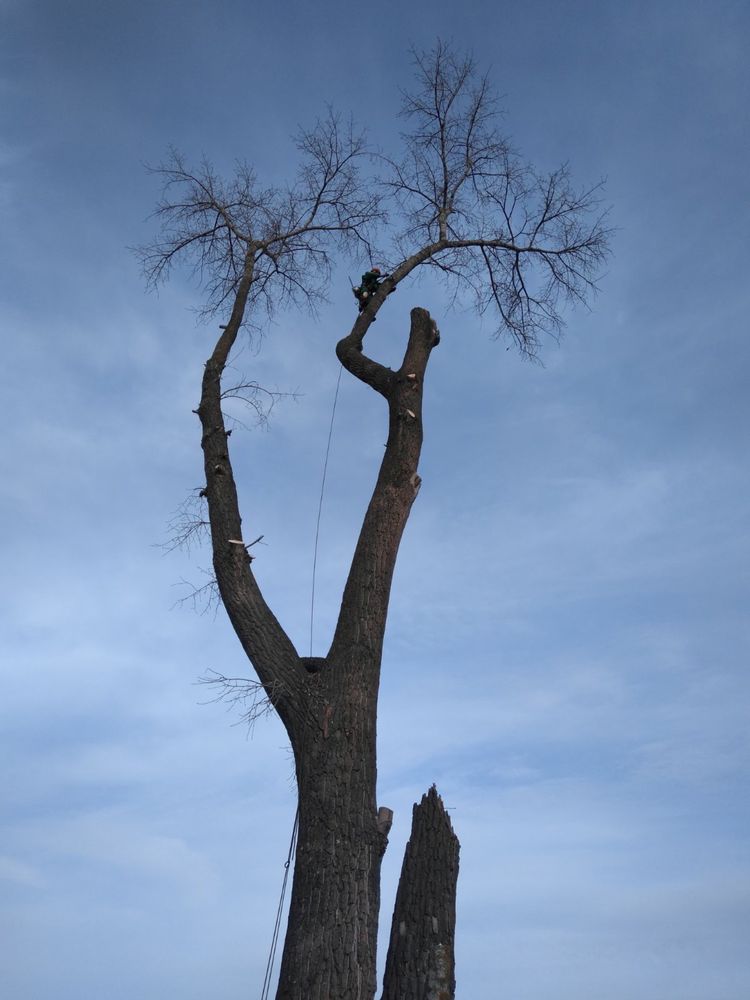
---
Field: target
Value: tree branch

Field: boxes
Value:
[329,308,440,667]
[383,40,611,356]
[197,263,303,726]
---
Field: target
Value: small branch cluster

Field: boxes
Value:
[173,569,221,616]
[220,371,298,430]
[137,42,609,363]
[162,489,210,554]
[383,40,611,356]
[197,669,285,730]
[135,110,383,332]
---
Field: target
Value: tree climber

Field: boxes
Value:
[353,267,391,313]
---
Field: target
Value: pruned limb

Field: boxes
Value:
[335,310,395,397]
[330,307,440,666]
[381,786,460,1000]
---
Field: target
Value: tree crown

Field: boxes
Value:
[138,41,610,358]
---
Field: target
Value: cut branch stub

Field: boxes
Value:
[381,785,459,1000]
[329,308,439,666]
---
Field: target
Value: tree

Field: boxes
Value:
[138,41,609,1000]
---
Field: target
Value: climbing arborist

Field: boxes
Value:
[353,267,391,313]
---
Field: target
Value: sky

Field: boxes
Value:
[1,1,749,998]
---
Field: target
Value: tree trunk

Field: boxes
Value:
[198,297,446,999]
[273,309,442,999]
[381,786,460,1000]
[274,657,386,1000]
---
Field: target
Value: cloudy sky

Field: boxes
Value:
[1,1,749,998]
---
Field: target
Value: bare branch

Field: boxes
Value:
[173,570,221,616]
[197,668,282,731]
[220,367,299,430]
[161,489,210,555]
[380,40,612,356]
[135,115,384,336]
[137,44,609,364]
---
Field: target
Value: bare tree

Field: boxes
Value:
[139,42,610,1000]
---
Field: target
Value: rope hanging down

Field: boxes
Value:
[259,365,342,994]
[259,808,299,1000]
[259,367,341,997]
[309,363,344,656]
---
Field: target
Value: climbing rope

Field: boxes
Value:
[309,363,344,656]
[258,368,342,993]
[259,366,341,996]
[259,807,300,1000]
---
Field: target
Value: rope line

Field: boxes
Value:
[260,366,340,995]
[260,808,299,1000]
[309,363,344,656]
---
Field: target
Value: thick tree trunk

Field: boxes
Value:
[199,295,445,999]
[381,787,460,1000]
[274,309,442,1000]
[275,658,387,1000]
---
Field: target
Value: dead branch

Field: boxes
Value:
[173,570,221,616]
[197,668,286,731]
[161,489,210,554]
[220,372,299,430]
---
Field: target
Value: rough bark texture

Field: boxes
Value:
[143,47,611,999]
[274,307,441,1000]
[381,786,460,1000]
[198,295,443,999]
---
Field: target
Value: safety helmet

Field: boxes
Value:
[371,267,381,275]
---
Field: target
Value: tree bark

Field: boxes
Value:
[274,675,384,1000]
[144,46,611,999]
[272,308,441,999]
[198,298,441,999]
[381,786,460,1000]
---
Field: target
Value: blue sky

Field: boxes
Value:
[1,1,749,998]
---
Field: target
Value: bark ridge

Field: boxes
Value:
[381,786,460,1000]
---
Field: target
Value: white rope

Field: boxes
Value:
[259,366,341,995]
[309,363,343,656]
[259,808,299,1000]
